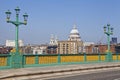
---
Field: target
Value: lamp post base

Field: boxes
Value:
[10,52,23,68]
[106,52,112,62]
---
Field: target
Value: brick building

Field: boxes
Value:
[85,44,115,54]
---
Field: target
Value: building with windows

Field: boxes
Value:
[47,45,57,54]
[6,40,24,47]
[84,44,116,54]
[111,37,117,44]
[58,40,83,54]
[82,42,95,53]
[32,45,47,54]
[58,24,83,54]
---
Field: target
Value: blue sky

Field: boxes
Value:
[0,0,120,45]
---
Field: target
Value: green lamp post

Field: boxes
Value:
[103,24,113,61]
[5,7,28,68]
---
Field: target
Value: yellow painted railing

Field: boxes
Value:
[86,55,99,61]
[101,55,106,61]
[0,57,7,66]
[24,54,118,65]
[118,55,120,60]
[17,54,120,68]
[113,55,117,60]
[1,54,120,69]
[61,55,84,63]
[39,56,58,64]
[26,56,35,65]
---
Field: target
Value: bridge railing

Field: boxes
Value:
[22,53,114,67]
[0,54,11,69]
[0,53,120,69]
[112,53,120,61]
[23,54,58,67]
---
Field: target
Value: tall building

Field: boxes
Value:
[111,37,117,44]
[58,24,83,54]
[58,40,83,54]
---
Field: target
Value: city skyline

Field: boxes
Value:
[0,0,120,45]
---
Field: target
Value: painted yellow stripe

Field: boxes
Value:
[113,55,117,60]
[0,57,7,66]
[118,55,120,60]
[61,56,84,63]
[101,55,105,61]
[39,56,58,64]
[87,55,99,61]
[26,56,35,64]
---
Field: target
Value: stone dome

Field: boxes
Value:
[70,25,79,34]
[68,24,81,41]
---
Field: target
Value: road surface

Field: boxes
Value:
[47,69,120,80]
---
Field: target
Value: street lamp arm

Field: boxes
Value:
[7,20,17,25]
[110,32,113,35]
[7,20,26,26]
[104,32,110,36]
[18,22,26,25]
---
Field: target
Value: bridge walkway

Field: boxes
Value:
[0,62,120,80]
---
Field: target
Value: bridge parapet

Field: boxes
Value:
[0,53,120,69]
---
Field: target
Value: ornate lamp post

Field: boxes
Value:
[5,7,28,68]
[103,24,113,61]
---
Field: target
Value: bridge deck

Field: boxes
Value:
[0,62,120,79]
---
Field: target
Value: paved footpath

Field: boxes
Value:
[0,62,120,79]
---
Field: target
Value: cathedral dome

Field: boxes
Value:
[70,25,79,34]
[68,24,81,41]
